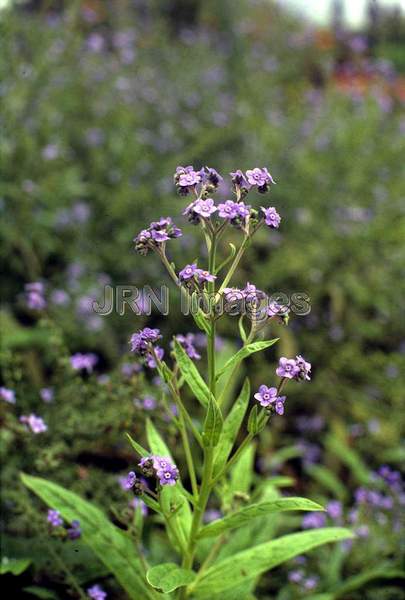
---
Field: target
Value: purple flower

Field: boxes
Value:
[276,357,299,379]
[289,570,304,584]
[20,414,47,434]
[0,387,16,404]
[173,333,201,360]
[122,471,136,491]
[218,200,239,220]
[70,353,98,373]
[192,198,217,219]
[267,300,290,319]
[327,500,342,520]
[303,576,319,590]
[245,167,275,190]
[302,512,326,529]
[204,509,222,523]
[179,263,198,281]
[261,206,281,228]
[156,461,179,486]
[87,584,107,600]
[230,170,247,186]
[129,328,161,355]
[25,282,46,310]
[121,362,142,378]
[67,520,81,540]
[40,387,54,403]
[254,385,278,407]
[236,202,251,219]
[242,282,266,302]
[195,269,217,284]
[176,166,201,188]
[144,346,164,368]
[47,509,63,527]
[142,396,157,410]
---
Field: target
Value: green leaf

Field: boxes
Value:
[125,433,149,458]
[213,379,250,475]
[173,339,211,407]
[198,497,325,538]
[247,405,259,434]
[202,398,223,447]
[0,557,31,575]
[230,443,256,495]
[216,340,278,380]
[266,476,295,488]
[146,418,173,459]
[326,434,370,485]
[21,474,158,600]
[192,528,354,598]
[146,562,196,594]
[306,464,348,502]
[23,587,59,599]
[333,568,405,598]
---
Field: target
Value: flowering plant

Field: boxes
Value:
[22,166,353,599]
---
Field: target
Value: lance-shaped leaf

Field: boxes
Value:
[192,528,354,598]
[126,433,149,458]
[332,567,405,598]
[213,379,250,475]
[326,434,370,485]
[197,497,325,538]
[21,474,158,600]
[305,464,348,502]
[146,563,196,594]
[216,339,278,380]
[173,338,211,407]
[202,397,223,447]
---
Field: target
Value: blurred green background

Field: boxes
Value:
[1,1,404,598]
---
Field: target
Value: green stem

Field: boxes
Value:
[217,235,250,295]
[178,409,199,500]
[178,232,218,598]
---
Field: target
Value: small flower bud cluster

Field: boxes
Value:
[139,455,179,486]
[174,165,222,196]
[134,217,182,255]
[129,328,162,355]
[121,471,145,496]
[47,509,82,540]
[178,263,217,286]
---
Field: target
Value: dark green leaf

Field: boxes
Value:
[216,340,278,380]
[326,434,370,485]
[202,398,223,447]
[192,528,354,598]
[173,339,211,407]
[213,379,250,475]
[21,474,158,600]
[198,497,325,538]
[333,568,405,598]
[125,433,149,458]
[306,464,348,502]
